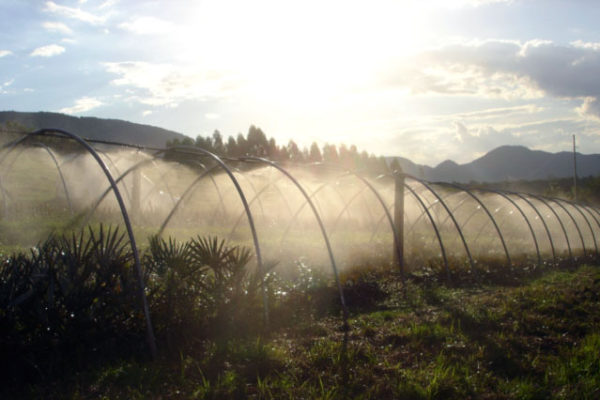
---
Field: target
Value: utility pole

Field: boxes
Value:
[573,134,578,202]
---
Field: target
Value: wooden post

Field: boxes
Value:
[573,134,578,202]
[131,167,141,222]
[393,169,405,277]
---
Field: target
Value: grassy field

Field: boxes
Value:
[12,262,600,400]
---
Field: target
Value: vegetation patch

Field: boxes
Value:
[2,227,600,399]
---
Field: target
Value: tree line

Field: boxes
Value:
[166,125,398,174]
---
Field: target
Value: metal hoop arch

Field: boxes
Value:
[3,129,158,359]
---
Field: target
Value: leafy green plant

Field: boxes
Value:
[0,225,143,388]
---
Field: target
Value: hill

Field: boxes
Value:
[0,111,188,148]
[2,112,598,183]
[391,145,600,183]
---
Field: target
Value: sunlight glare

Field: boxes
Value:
[178,0,431,108]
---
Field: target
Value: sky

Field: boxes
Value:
[1,0,600,166]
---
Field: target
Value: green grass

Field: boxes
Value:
[8,263,600,399]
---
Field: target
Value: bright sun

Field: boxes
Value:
[176,0,430,109]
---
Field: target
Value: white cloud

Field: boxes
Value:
[44,1,105,25]
[104,61,238,106]
[0,50,12,58]
[142,110,152,117]
[30,44,65,57]
[59,97,103,114]
[42,21,73,34]
[98,0,118,9]
[571,40,600,51]
[449,104,545,121]
[453,121,469,142]
[388,39,600,118]
[119,16,174,35]
[205,113,220,120]
[575,97,600,120]
[3,79,14,87]
[387,115,594,165]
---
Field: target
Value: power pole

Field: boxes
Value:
[573,134,578,202]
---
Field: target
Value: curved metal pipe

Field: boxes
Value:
[560,200,599,254]
[277,178,358,249]
[240,157,348,323]
[581,205,600,232]
[188,161,229,226]
[227,172,289,239]
[34,143,74,215]
[349,173,406,280]
[0,142,74,216]
[408,176,476,271]
[526,194,573,261]
[546,197,587,257]
[157,164,220,236]
[479,188,542,267]
[9,129,157,359]
[510,192,557,265]
[170,147,269,325]
[403,183,446,239]
[434,182,512,266]
[403,182,450,281]
[329,185,369,237]
[278,181,331,249]
[233,167,267,224]
[81,157,156,228]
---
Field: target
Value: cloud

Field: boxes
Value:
[104,61,238,106]
[30,44,65,57]
[575,97,600,119]
[0,50,12,58]
[453,121,469,142]
[98,0,118,9]
[119,16,174,35]
[44,1,105,25]
[449,104,545,121]
[42,21,73,35]
[59,97,103,114]
[389,39,600,118]
[0,79,14,95]
[205,113,220,120]
[379,107,599,165]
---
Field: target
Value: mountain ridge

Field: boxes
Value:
[390,144,600,183]
[0,111,187,148]
[1,111,598,183]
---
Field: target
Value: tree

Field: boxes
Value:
[247,125,268,156]
[338,143,354,170]
[226,136,238,157]
[322,143,339,164]
[287,140,303,162]
[267,137,279,160]
[236,133,248,156]
[309,142,322,163]
[194,135,211,150]
[212,130,224,154]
